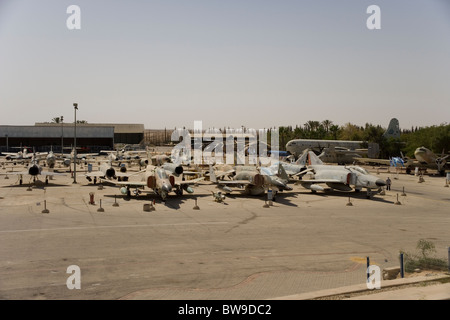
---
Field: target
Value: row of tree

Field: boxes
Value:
[49,117,88,124]
[48,117,448,158]
[278,120,449,158]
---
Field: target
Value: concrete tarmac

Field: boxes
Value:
[0,161,449,300]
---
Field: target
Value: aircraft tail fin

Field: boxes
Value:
[295,149,309,166]
[383,118,401,139]
[276,163,289,181]
[209,164,217,183]
[307,151,323,165]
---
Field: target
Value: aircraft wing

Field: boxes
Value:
[85,171,106,178]
[291,168,314,178]
[40,171,66,176]
[300,178,344,184]
[215,180,253,186]
[106,180,147,188]
[215,169,235,178]
[176,177,205,186]
[77,153,98,158]
[0,171,29,175]
[354,158,391,166]
[0,171,66,176]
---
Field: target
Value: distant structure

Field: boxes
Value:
[0,124,114,153]
[0,123,144,153]
[383,118,401,139]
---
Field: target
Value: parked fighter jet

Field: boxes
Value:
[0,153,65,185]
[268,150,310,180]
[2,147,51,167]
[58,148,98,167]
[209,163,292,199]
[45,150,57,169]
[2,147,34,161]
[100,147,147,162]
[85,160,129,184]
[106,163,204,200]
[297,151,386,198]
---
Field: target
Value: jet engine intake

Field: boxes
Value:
[28,165,40,176]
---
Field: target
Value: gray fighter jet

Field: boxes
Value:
[297,151,386,198]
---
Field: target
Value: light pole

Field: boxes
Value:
[61,116,64,155]
[73,103,78,184]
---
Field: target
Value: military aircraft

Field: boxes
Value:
[285,119,401,161]
[2,147,34,161]
[44,150,57,169]
[100,146,147,162]
[209,163,292,199]
[297,151,386,198]
[414,147,448,176]
[0,153,66,185]
[355,147,448,176]
[58,148,98,167]
[85,159,129,184]
[105,163,204,200]
[268,150,310,180]
[2,147,52,167]
[353,152,414,173]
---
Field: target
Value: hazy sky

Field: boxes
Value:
[1,0,449,130]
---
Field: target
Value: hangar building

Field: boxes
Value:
[0,123,144,153]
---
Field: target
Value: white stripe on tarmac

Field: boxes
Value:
[0,222,228,234]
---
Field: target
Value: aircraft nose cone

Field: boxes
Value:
[274,179,290,190]
[162,184,172,193]
[376,179,386,187]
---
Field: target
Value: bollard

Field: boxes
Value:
[89,192,95,205]
[400,253,405,278]
[418,175,425,183]
[193,198,200,210]
[41,200,49,214]
[346,197,353,206]
[267,190,273,206]
[97,199,105,212]
[401,186,406,196]
[366,257,370,282]
[143,203,154,212]
[448,247,450,273]
[394,193,401,205]
[112,195,119,207]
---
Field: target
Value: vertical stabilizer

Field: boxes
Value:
[383,118,401,139]
[295,149,309,166]
[307,151,323,165]
[276,163,289,181]
[209,164,217,183]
